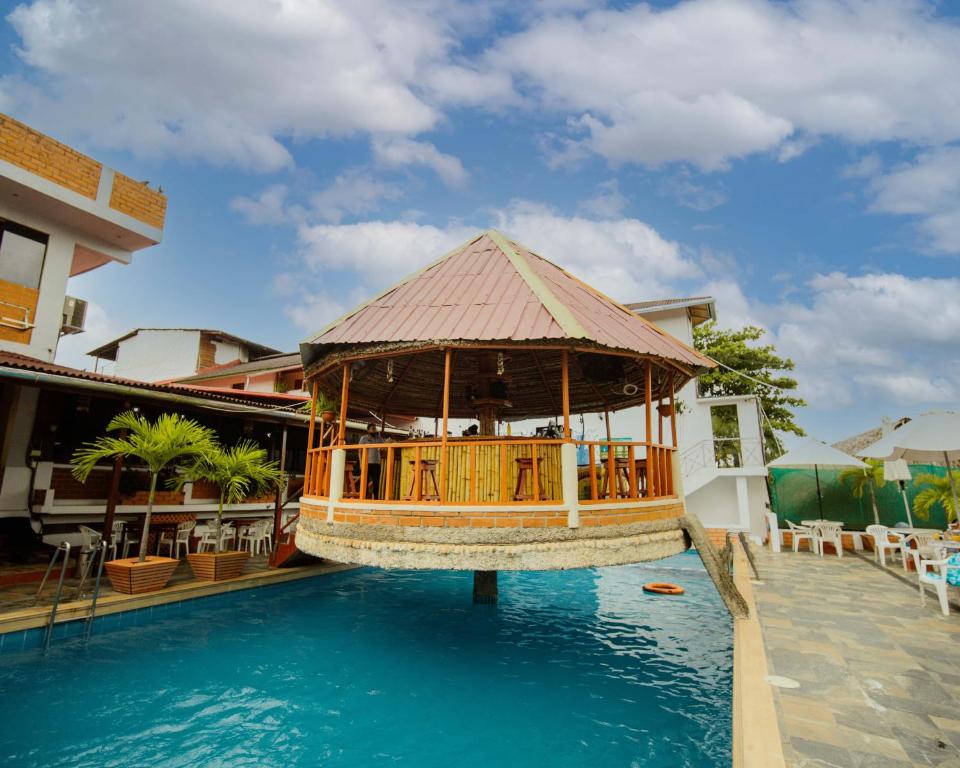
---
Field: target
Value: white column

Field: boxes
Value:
[562,442,579,528]
[326,448,346,523]
[735,476,750,531]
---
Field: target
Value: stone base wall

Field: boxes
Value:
[297,500,688,570]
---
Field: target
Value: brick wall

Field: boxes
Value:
[108,171,167,229]
[52,466,112,500]
[0,279,38,344]
[0,114,101,199]
[304,500,685,530]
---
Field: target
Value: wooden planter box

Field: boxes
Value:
[104,557,179,594]
[186,551,250,581]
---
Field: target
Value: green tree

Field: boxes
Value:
[838,459,885,525]
[693,322,806,457]
[912,471,960,523]
[71,411,216,562]
[176,441,285,553]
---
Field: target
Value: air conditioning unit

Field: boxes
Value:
[61,296,88,335]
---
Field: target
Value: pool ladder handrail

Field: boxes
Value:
[34,538,109,652]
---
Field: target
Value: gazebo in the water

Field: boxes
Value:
[297,229,745,611]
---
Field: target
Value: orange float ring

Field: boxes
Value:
[642,582,685,595]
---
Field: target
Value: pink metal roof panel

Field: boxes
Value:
[305,231,712,369]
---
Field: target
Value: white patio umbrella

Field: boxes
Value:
[860,411,960,526]
[768,439,867,520]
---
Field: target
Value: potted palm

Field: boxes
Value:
[179,441,284,581]
[72,411,215,594]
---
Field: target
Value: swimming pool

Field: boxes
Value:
[0,553,731,767]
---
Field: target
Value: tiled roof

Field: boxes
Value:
[174,352,302,383]
[0,351,305,411]
[302,230,712,371]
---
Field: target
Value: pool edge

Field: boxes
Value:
[732,539,786,768]
[0,561,358,639]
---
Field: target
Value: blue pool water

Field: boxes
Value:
[0,553,731,767]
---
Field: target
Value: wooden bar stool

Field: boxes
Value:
[342,461,359,499]
[405,459,440,501]
[513,457,547,501]
[600,457,653,499]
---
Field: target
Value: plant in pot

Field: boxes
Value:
[315,391,339,424]
[177,441,284,581]
[71,411,215,594]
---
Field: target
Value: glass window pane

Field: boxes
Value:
[0,226,47,290]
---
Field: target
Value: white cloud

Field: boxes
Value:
[494,201,696,301]
[295,219,476,285]
[230,184,292,226]
[660,173,727,211]
[6,0,461,170]
[309,169,401,224]
[372,137,468,186]
[766,272,960,409]
[10,1,960,177]
[868,146,960,253]
[577,179,626,218]
[485,0,960,169]
[284,292,349,335]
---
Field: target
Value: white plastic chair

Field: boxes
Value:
[108,520,125,560]
[239,520,269,555]
[195,525,217,553]
[78,524,102,552]
[787,521,814,553]
[813,522,844,558]
[918,550,957,616]
[865,525,903,567]
[157,520,195,559]
[903,532,939,572]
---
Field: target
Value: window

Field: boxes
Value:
[0,220,48,290]
[0,220,47,290]
[710,404,742,468]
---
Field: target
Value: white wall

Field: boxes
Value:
[685,475,742,528]
[213,339,247,365]
[0,202,77,363]
[0,386,38,517]
[113,330,201,382]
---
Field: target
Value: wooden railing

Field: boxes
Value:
[305,438,678,506]
[575,440,675,502]
[305,438,565,504]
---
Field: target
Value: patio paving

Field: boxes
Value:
[753,546,960,768]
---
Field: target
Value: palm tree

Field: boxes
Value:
[838,459,885,525]
[912,471,960,524]
[177,441,284,553]
[72,411,216,562]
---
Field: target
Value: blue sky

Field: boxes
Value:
[1,0,958,443]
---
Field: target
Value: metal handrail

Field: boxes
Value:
[34,541,71,653]
[83,541,109,643]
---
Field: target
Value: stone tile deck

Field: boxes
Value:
[753,547,960,768]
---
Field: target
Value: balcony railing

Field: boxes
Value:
[305,437,676,505]
[680,437,765,476]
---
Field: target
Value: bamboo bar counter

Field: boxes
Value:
[295,230,722,603]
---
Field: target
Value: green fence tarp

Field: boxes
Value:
[768,464,950,531]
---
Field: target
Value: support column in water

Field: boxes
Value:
[473,570,498,604]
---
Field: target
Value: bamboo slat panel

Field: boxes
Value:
[385,442,563,502]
